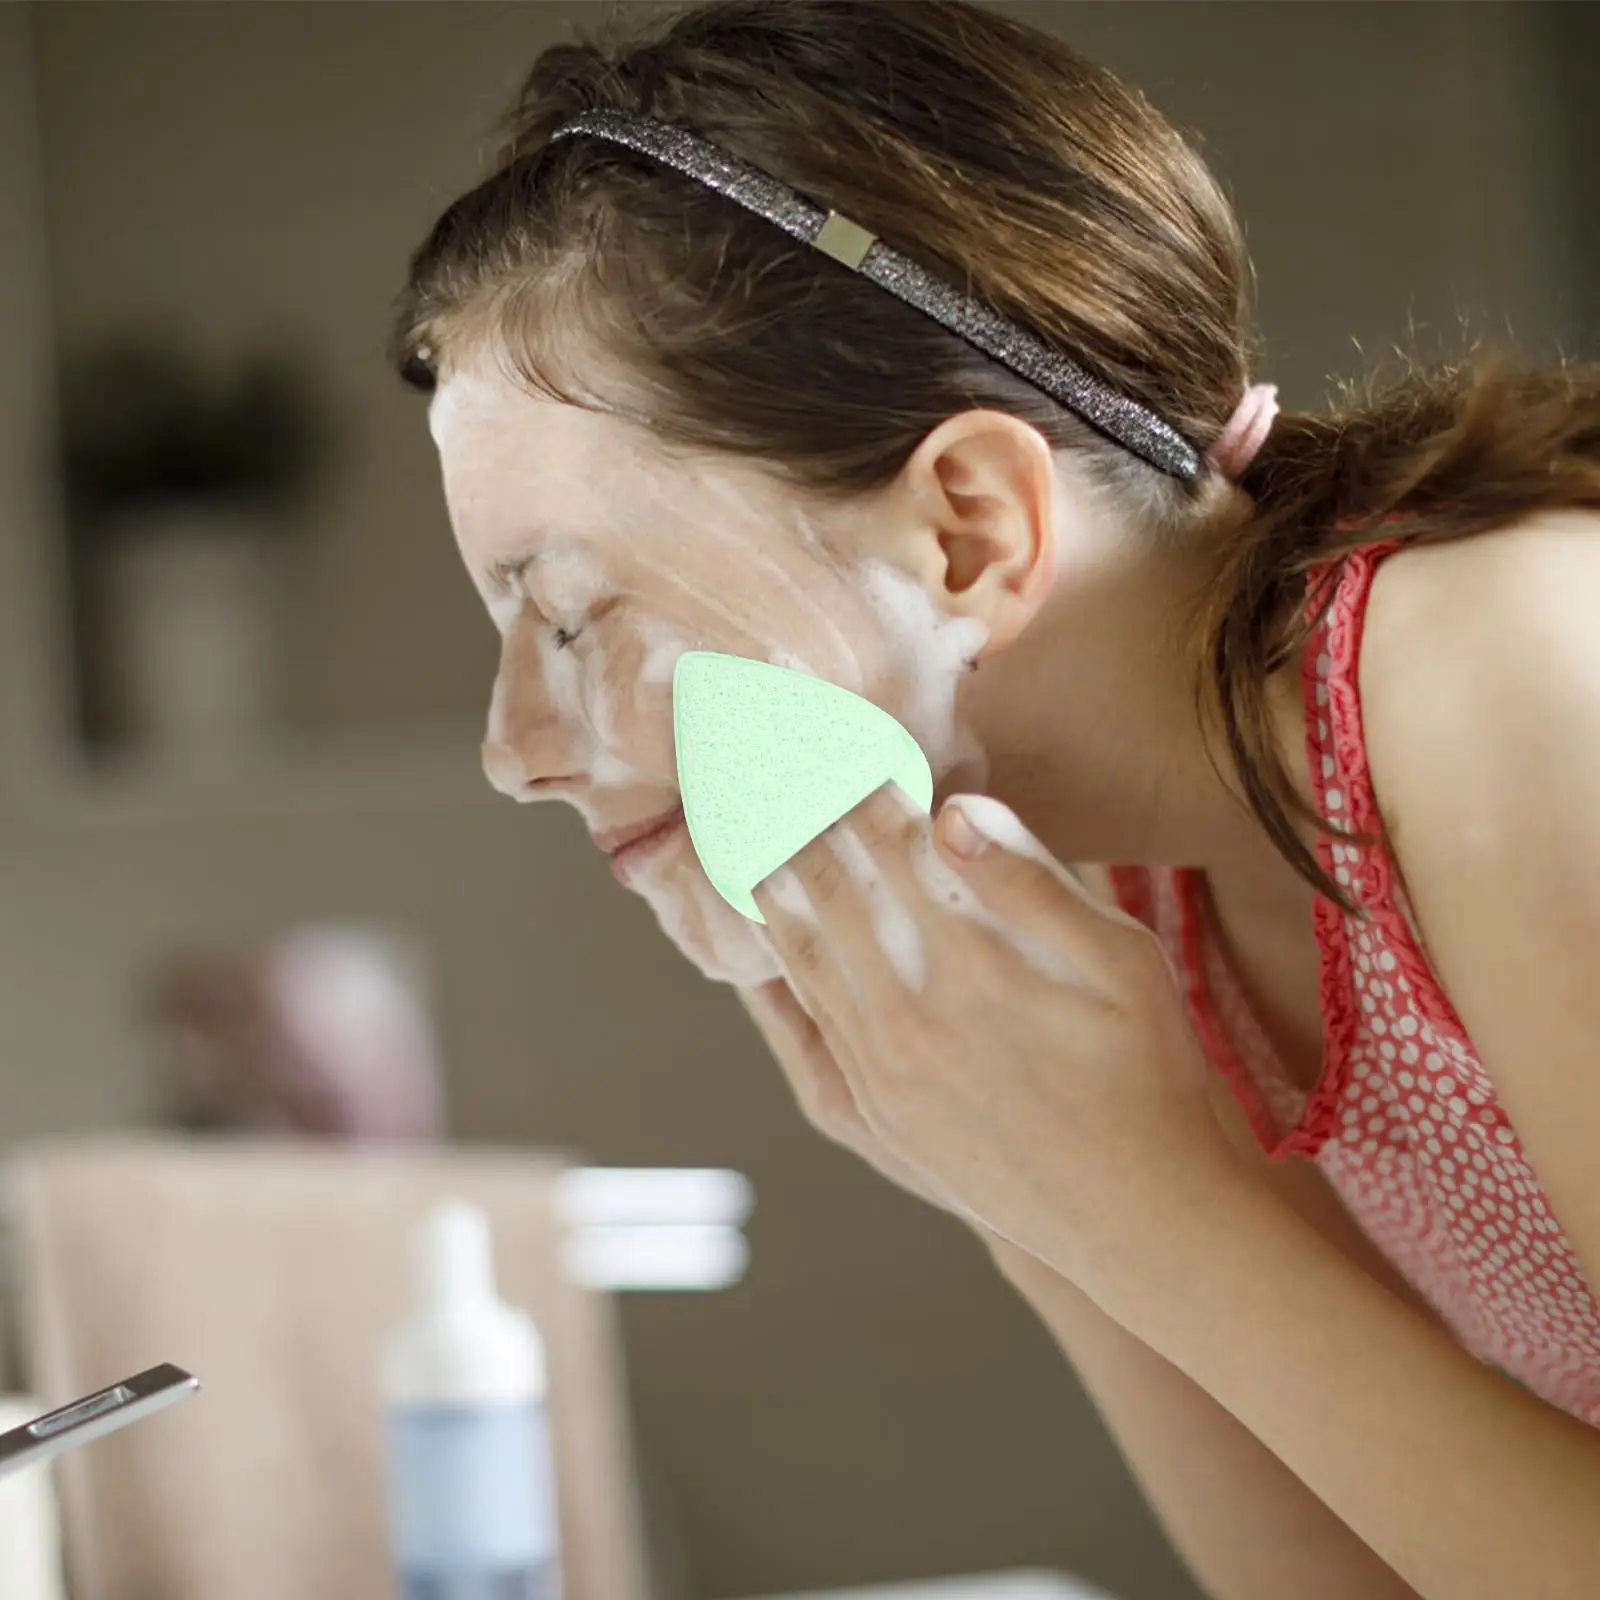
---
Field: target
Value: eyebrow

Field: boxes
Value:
[486,534,565,595]
[487,554,537,595]
[485,529,584,596]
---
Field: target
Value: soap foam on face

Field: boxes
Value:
[639,621,691,684]
[441,361,1003,986]
[852,558,990,787]
[624,835,785,987]
[603,540,995,981]
[765,649,820,676]
[560,630,638,788]
[694,478,865,682]
[538,543,609,615]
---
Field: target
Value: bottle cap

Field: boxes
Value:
[418,1200,496,1310]
[382,1199,546,1406]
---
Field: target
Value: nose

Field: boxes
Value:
[480,617,586,801]
[482,735,535,800]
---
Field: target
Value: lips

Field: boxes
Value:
[594,806,686,857]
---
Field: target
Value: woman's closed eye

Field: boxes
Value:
[549,595,622,649]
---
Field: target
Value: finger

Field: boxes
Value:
[753,855,860,1009]
[737,982,955,1212]
[832,782,933,912]
[785,784,932,1002]
[744,889,891,1139]
[830,784,1005,987]
[817,787,1074,1000]
[752,864,865,1069]
[930,793,1152,976]
[736,979,863,1135]
[755,849,886,1030]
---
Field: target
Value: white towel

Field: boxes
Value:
[0,1397,66,1600]
[7,1136,651,1600]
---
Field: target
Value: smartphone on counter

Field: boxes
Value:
[0,1362,199,1479]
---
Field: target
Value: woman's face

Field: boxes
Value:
[429,350,990,986]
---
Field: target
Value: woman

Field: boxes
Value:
[389,2,1600,1594]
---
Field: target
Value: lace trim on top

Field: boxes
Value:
[1113,537,1471,1160]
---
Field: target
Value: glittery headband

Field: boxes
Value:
[546,108,1203,482]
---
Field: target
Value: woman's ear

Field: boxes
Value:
[900,409,1060,656]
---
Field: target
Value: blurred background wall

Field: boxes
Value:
[0,3,1590,1597]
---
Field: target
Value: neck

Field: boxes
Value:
[955,521,1313,904]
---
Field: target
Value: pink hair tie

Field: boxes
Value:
[1207,383,1279,480]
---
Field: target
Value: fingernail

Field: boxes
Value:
[942,793,1046,860]
[940,800,989,859]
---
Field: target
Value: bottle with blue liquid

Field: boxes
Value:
[382,1200,561,1600]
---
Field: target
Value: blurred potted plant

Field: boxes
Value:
[57,336,330,763]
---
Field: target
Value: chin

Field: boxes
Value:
[622,839,784,988]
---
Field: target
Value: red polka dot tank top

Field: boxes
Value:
[1108,538,1600,1426]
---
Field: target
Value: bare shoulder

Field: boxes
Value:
[1358,506,1600,839]
[1352,510,1600,1271]
[1360,505,1600,691]
[1362,505,1600,642]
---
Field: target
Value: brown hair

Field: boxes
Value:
[390,0,1600,907]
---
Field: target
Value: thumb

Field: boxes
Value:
[933,793,1143,939]
[935,793,1084,890]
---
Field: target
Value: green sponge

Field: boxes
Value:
[672,651,933,923]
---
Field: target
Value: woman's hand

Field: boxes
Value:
[735,976,975,1222]
[750,785,1256,1297]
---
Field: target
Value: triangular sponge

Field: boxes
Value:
[673,651,933,923]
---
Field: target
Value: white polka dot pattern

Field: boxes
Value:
[1109,541,1600,1427]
